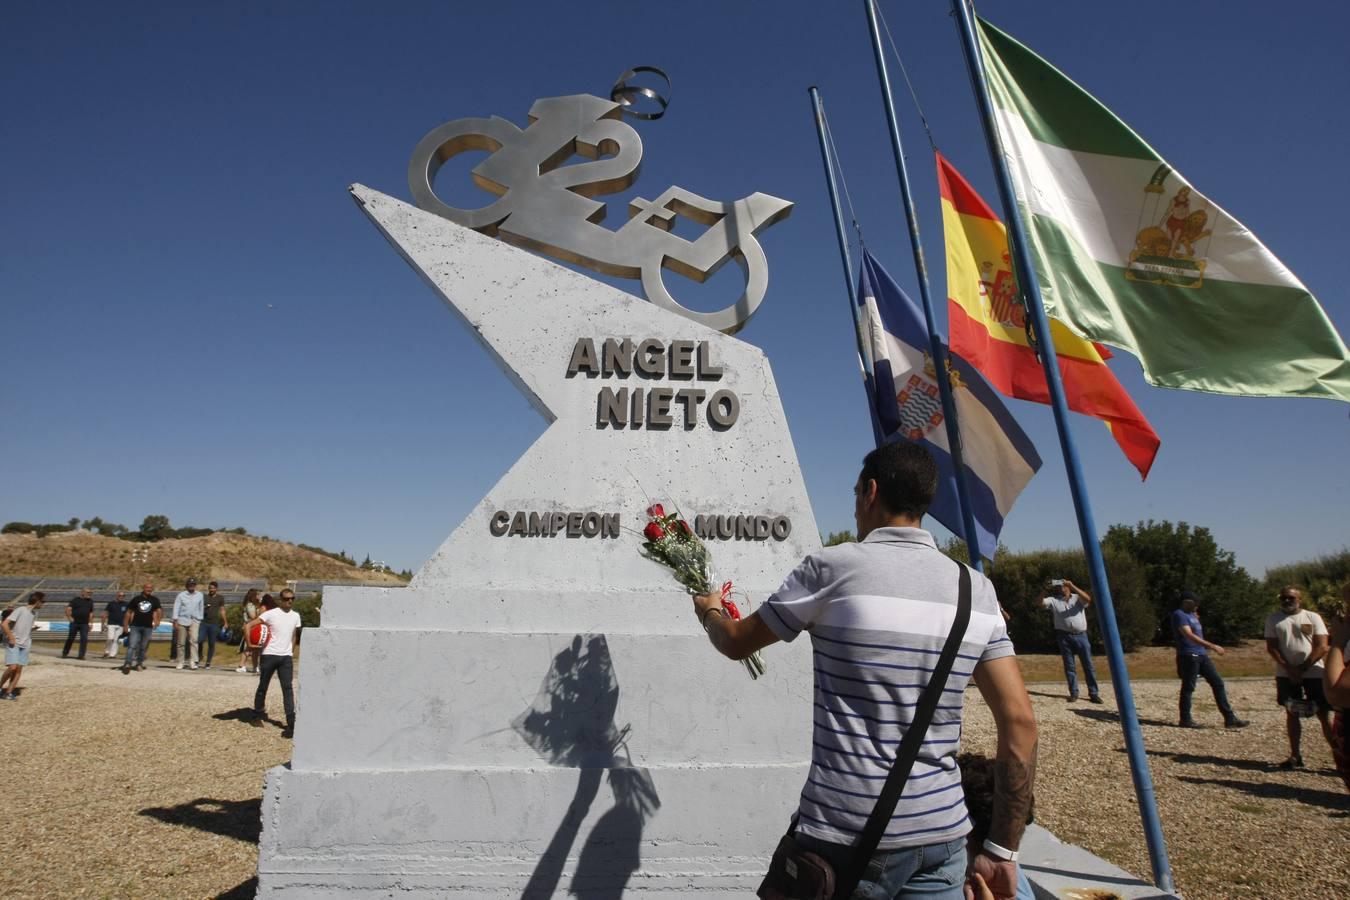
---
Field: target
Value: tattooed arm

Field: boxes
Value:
[974,655,1038,847]
[969,655,1038,900]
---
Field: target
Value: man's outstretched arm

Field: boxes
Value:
[692,593,780,661]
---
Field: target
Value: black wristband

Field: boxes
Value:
[701,607,726,630]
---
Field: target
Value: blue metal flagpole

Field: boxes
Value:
[949,0,1174,889]
[808,86,884,449]
[863,0,986,572]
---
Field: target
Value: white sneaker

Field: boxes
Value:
[190,663,198,670]
[176,663,184,670]
[235,666,248,673]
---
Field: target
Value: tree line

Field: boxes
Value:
[823,520,1346,653]
[1,515,414,580]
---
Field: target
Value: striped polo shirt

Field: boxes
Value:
[759,526,1014,849]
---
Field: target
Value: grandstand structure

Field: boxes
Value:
[0,575,403,641]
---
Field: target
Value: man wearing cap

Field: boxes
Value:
[1171,590,1247,729]
[172,577,205,670]
[1265,586,1333,770]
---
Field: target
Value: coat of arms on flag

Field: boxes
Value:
[895,352,964,440]
[979,252,1025,328]
[1126,170,1213,289]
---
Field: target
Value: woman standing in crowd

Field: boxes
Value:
[235,589,261,674]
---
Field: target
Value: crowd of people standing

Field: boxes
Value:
[2,577,304,738]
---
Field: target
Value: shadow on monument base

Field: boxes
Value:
[513,634,661,899]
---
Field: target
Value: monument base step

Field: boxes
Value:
[257,761,809,897]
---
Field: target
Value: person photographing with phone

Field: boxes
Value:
[1039,579,1102,704]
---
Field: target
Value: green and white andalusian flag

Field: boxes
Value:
[977,18,1350,402]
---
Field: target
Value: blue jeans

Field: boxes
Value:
[198,623,219,665]
[1055,631,1099,699]
[62,622,90,658]
[795,833,967,899]
[1177,653,1234,722]
[123,626,152,667]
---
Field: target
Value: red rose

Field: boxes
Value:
[677,520,692,536]
[643,522,665,542]
[646,503,666,519]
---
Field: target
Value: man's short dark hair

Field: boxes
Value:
[30,591,45,603]
[859,442,939,519]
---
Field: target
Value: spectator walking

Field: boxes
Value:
[235,589,262,673]
[1040,579,1102,704]
[1172,590,1247,729]
[693,443,1037,900]
[245,589,301,738]
[121,584,162,674]
[172,577,205,670]
[101,591,129,658]
[1265,586,1334,770]
[1323,583,1350,792]
[198,581,228,668]
[1,592,45,700]
[63,587,95,659]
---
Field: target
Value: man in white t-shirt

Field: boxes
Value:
[244,588,302,738]
[1264,586,1333,770]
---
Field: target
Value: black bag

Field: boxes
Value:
[757,565,973,900]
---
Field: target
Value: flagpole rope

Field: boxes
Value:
[820,101,866,248]
[876,1,938,153]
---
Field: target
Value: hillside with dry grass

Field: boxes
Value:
[0,530,406,589]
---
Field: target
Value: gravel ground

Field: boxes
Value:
[2,653,1346,899]
[961,678,1349,899]
[0,653,289,900]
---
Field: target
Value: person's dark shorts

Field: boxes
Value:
[1275,676,1331,713]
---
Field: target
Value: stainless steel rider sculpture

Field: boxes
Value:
[407,84,792,335]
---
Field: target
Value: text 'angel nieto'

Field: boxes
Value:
[566,337,742,431]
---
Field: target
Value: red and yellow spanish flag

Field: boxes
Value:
[938,152,1159,479]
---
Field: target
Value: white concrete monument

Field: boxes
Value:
[257,88,821,896]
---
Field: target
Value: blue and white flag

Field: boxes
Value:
[858,250,1041,560]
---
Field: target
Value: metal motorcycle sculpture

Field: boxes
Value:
[408,93,792,335]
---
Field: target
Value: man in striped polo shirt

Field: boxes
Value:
[695,443,1037,900]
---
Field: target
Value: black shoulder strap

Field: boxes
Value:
[835,564,973,899]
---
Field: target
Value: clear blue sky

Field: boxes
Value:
[3,1,1346,577]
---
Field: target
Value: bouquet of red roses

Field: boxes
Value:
[638,503,766,679]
